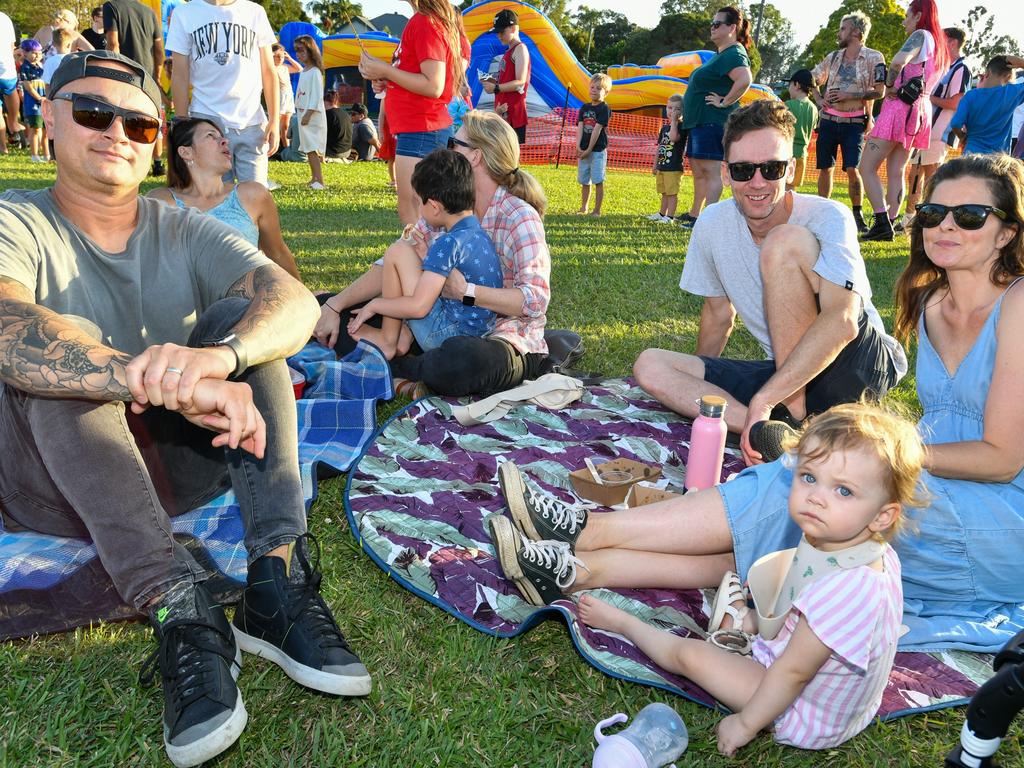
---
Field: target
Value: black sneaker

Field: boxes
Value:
[232,535,371,696]
[498,461,588,546]
[487,514,586,606]
[139,581,247,768]
[852,210,869,233]
[675,213,698,229]
[748,420,800,462]
[860,216,894,242]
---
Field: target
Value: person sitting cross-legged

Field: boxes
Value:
[0,51,370,768]
[633,100,907,465]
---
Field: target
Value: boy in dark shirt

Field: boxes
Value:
[576,72,612,216]
[648,92,685,223]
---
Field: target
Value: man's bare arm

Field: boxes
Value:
[0,277,132,400]
[224,264,320,365]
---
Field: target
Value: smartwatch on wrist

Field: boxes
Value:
[203,333,248,378]
[462,283,477,307]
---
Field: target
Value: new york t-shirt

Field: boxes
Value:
[166,0,276,129]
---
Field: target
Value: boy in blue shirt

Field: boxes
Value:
[348,149,502,358]
[946,54,1024,155]
[18,39,46,162]
[577,72,612,216]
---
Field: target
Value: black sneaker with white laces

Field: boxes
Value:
[499,460,589,546]
[232,534,371,696]
[139,581,246,768]
[487,514,587,606]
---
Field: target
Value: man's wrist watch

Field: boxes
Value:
[462,283,477,307]
[203,333,248,378]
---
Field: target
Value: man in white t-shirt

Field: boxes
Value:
[634,101,907,465]
[166,0,279,185]
[0,11,24,149]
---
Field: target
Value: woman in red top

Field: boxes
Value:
[360,0,467,224]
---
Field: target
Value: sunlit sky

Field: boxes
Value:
[359,0,1024,54]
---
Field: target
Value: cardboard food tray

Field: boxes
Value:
[569,458,661,506]
[625,484,684,508]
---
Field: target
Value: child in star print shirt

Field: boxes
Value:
[347,149,503,359]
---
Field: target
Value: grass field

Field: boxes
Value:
[1,151,1017,768]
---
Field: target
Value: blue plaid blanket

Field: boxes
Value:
[0,341,392,640]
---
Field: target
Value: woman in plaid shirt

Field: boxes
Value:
[315,111,551,396]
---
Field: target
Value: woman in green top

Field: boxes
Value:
[678,6,753,227]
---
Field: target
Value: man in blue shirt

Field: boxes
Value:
[946,54,1024,154]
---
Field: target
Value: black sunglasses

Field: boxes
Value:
[914,203,1008,230]
[727,160,789,182]
[710,20,729,29]
[52,93,160,144]
[447,136,474,150]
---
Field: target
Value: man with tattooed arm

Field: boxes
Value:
[810,11,886,232]
[0,51,369,768]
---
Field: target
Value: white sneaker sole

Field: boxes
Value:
[498,462,540,541]
[232,627,372,697]
[488,516,544,606]
[165,655,247,768]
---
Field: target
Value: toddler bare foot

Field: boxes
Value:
[577,593,631,633]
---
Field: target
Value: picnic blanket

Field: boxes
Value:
[344,380,996,719]
[0,341,393,641]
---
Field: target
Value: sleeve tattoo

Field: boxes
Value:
[0,279,132,400]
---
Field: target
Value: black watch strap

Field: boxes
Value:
[204,333,247,378]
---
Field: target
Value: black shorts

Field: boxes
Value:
[815,117,867,171]
[513,124,527,145]
[699,306,898,416]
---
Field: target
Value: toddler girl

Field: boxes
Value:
[576,402,926,755]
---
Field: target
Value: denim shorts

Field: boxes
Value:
[407,301,461,351]
[700,305,898,415]
[0,77,17,96]
[685,122,725,161]
[815,116,867,170]
[395,127,452,159]
[577,149,607,184]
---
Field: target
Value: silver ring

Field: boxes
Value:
[164,367,184,376]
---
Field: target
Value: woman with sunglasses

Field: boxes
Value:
[676,6,752,228]
[859,0,948,242]
[314,110,550,397]
[148,118,301,280]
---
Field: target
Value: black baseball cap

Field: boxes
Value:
[789,68,814,92]
[493,9,518,32]
[49,50,162,114]
[349,103,367,115]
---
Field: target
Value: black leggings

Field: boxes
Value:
[391,336,549,397]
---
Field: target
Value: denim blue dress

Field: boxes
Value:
[718,280,1024,652]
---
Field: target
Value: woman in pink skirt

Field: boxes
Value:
[859,0,947,241]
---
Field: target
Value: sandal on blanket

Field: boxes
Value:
[706,570,754,655]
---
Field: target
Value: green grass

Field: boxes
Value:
[2,150,1017,768]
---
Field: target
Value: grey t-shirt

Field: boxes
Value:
[0,189,270,355]
[679,192,908,378]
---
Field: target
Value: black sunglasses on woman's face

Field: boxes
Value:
[914,203,1008,230]
[447,136,474,150]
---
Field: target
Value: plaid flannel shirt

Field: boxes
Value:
[416,186,550,354]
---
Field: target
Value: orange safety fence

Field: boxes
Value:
[519,109,961,184]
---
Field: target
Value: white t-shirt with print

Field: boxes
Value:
[166,0,276,129]
[0,12,16,81]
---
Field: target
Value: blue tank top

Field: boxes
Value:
[172,186,259,248]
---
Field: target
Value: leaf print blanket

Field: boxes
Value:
[345,380,992,720]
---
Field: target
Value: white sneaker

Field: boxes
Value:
[30,155,43,163]
[646,212,665,221]
[308,181,326,190]
[266,180,281,190]
[655,214,674,223]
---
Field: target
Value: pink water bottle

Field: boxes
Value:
[685,395,727,492]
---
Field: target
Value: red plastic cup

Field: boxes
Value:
[289,366,306,399]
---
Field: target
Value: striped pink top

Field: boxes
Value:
[751,544,902,749]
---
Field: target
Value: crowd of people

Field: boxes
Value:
[1,0,1024,765]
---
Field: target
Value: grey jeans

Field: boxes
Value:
[0,298,306,610]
